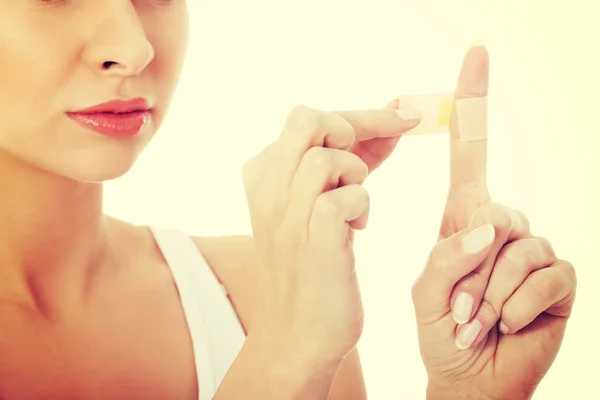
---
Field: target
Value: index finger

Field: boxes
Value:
[449,44,490,189]
[333,108,422,142]
[280,107,422,153]
[275,105,421,194]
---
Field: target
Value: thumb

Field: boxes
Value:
[412,223,496,321]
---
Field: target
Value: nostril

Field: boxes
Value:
[102,61,118,69]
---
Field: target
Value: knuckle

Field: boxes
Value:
[313,185,369,218]
[514,209,531,231]
[535,236,556,258]
[351,154,369,178]
[287,104,322,132]
[499,241,533,272]
[530,272,561,301]
[427,245,452,276]
[560,259,577,287]
[492,213,513,237]
[334,116,357,141]
[313,193,339,216]
[303,146,332,169]
[473,202,513,238]
[354,185,370,203]
[477,299,502,324]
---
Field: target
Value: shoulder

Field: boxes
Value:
[191,235,260,333]
[109,216,261,334]
[107,217,260,332]
[107,218,260,318]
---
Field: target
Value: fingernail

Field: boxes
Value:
[462,223,495,254]
[396,108,422,121]
[499,321,509,334]
[452,292,474,324]
[472,39,486,47]
[456,319,482,350]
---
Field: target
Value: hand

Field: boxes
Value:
[242,104,420,368]
[411,46,577,400]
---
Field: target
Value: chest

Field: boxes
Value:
[0,278,198,400]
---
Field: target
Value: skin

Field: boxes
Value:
[0,1,410,398]
[0,1,574,400]
[411,46,577,400]
[0,2,196,398]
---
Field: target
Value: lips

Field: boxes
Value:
[66,98,152,137]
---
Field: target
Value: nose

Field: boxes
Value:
[82,4,155,77]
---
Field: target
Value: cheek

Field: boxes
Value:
[144,15,189,109]
[0,19,75,139]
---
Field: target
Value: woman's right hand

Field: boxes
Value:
[241,104,420,367]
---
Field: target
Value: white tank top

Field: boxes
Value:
[150,227,246,400]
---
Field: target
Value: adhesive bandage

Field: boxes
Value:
[455,96,488,141]
[397,93,488,141]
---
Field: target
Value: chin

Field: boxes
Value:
[64,158,139,183]
[16,136,148,184]
[56,121,161,183]
[1,117,159,184]
[32,153,139,183]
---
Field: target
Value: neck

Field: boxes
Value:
[0,151,111,317]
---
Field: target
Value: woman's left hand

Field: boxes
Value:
[413,203,576,400]
[411,45,577,400]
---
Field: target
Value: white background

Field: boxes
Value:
[104,0,599,398]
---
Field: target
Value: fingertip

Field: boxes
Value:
[456,44,490,98]
[455,319,482,350]
[395,109,423,131]
[469,41,489,57]
[499,321,510,334]
[452,292,475,324]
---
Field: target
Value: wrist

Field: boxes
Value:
[426,382,532,400]
[249,310,351,367]
[426,382,453,400]
[245,329,344,395]
[426,382,486,400]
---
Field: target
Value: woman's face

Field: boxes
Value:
[0,0,189,182]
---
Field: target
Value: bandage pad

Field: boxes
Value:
[455,96,488,142]
[397,93,454,135]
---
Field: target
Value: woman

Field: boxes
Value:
[0,1,576,399]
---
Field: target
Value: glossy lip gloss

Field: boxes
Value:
[66,98,152,137]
